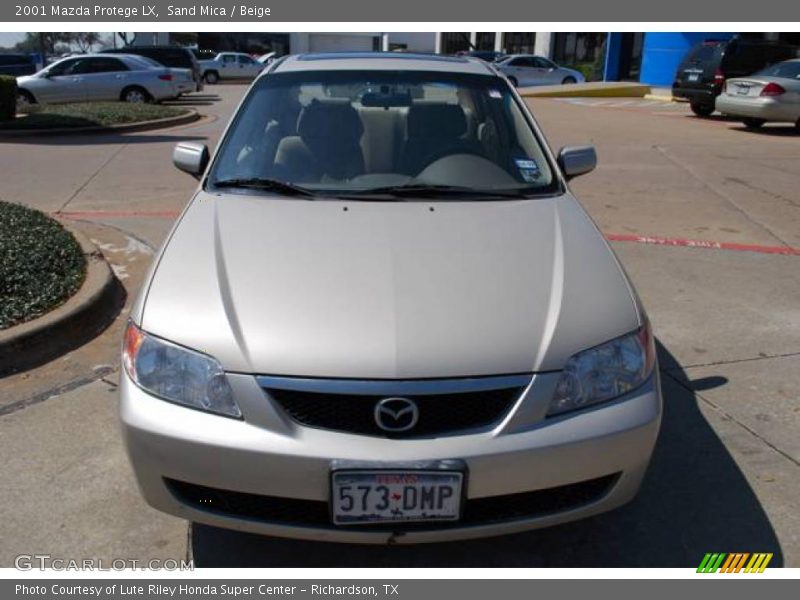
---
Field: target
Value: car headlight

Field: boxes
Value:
[548,323,656,416]
[122,321,241,418]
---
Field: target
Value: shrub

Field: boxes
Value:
[0,76,16,122]
[0,101,186,130]
[0,202,86,329]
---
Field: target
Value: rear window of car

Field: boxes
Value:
[684,43,722,66]
[754,61,800,80]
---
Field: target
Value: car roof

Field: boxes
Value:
[271,52,496,76]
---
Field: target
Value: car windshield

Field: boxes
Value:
[754,61,800,79]
[209,70,557,198]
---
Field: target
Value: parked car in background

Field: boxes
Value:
[105,45,203,92]
[121,53,661,544]
[495,54,585,86]
[716,59,800,129]
[126,55,197,96]
[192,48,218,61]
[200,52,264,84]
[16,54,189,107]
[672,38,799,117]
[0,53,36,76]
[456,50,506,62]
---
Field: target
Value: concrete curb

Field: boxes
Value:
[0,224,125,376]
[643,94,676,102]
[0,108,200,139]
[520,82,651,98]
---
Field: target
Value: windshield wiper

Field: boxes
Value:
[345,184,534,199]
[211,177,317,197]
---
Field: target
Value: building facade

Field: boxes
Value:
[131,31,798,87]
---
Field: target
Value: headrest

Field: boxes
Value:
[407,104,467,139]
[297,99,364,143]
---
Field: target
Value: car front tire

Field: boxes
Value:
[562,76,577,84]
[690,102,714,117]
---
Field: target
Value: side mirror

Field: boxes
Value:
[173,142,209,177]
[557,145,597,180]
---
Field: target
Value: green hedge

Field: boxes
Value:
[0,201,86,329]
[0,76,16,122]
[0,101,187,130]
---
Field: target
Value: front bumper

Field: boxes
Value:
[716,94,799,122]
[120,370,662,544]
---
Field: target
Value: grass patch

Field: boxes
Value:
[0,202,86,329]
[0,102,188,130]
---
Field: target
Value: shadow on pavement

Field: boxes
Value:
[190,340,782,567]
[729,125,800,137]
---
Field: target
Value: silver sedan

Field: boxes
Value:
[16,53,191,108]
[495,54,586,87]
[716,59,800,129]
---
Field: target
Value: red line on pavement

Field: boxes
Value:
[605,233,800,256]
[54,211,800,256]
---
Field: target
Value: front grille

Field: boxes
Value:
[265,386,523,438]
[165,474,619,531]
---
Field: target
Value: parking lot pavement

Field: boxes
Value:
[529,97,800,248]
[0,85,798,567]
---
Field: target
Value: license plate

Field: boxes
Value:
[737,86,750,95]
[687,73,700,82]
[331,470,463,525]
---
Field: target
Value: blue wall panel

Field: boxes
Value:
[638,32,734,86]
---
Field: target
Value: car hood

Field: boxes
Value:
[140,191,640,378]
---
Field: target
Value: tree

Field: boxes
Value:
[14,33,71,56]
[70,32,101,53]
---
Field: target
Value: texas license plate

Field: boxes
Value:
[331,470,463,525]
[687,73,700,82]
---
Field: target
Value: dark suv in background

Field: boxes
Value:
[0,53,36,76]
[105,46,203,92]
[673,38,799,116]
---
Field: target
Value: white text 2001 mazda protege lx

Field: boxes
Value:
[121,53,662,544]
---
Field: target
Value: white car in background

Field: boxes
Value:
[496,55,586,87]
[199,52,264,84]
[716,59,800,130]
[16,54,191,107]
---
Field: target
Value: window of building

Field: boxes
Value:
[502,33,536,54]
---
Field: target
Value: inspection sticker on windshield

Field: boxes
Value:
[488,89,502,99]
[515,158,541,182]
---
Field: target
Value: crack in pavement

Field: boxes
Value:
[655,145,792,248]
[663,351,800,371]
[0,366,117,417]
[662,369,800,469]
[724,176,800,210]
[54,142,130,214]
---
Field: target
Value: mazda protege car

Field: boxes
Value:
[121,53,662,544]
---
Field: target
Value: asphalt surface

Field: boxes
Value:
[1,85,798,568]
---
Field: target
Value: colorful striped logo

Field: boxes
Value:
[697,553,773,573]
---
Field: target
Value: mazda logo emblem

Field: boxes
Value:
[374,397,419,432]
